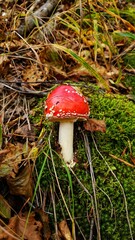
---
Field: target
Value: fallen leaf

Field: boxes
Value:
[0,40,24,51]
[0,149,10,155]
[6,164,33,199]
[84,118,106,133]
[58,220,73,240]
[0,55,10,76]
[68,61,118,82]
[22,64,48,86]
[0,211,43,240]
[36,209,51,240]
[15,124,36,141]
[16,212,43,240]
[0,143,23,177]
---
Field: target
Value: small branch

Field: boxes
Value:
[89,217,94,240]
[83,132,101,240]
[0,81,47,96]
[113,41,135,62]
[18,0,60,35]
[109,154,135,168]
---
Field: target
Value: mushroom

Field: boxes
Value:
[44,85,90,167]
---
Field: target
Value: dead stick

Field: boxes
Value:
[18,0,59,35]
[109,154,135,168]
[83,131,101,240]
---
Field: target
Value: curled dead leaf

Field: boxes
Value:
[84,118,106,133]
[0,143,23,177]
[6,164,33,199]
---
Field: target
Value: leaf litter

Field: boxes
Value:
[0,0,135,239]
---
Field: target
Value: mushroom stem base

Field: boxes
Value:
[59,121,75,167]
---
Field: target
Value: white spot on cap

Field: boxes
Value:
[46,112,54,118]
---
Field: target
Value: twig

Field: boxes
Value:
[0,219,21,240]
[18,0,60,35]
[0,81,47,96]
[110,154,135,168]
[113,41,135,62]
[89,217,94,240]
[82,132,101,240]
[50,184,59,239]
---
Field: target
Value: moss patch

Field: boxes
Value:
[36,90,135,239]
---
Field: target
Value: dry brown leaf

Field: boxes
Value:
[58,220,73,240]
[15,212,42,240]
[36,209,51,240]
[84,118,106,133]
[0,40,24,51]
[15,124,36,141]
[0,55,10,77]
[22,64,48,86]
[0,55,9,66]
[0,211,43,240]
[68,61,118,83]
[0,143,24,177]
[0,149,10,156]
[6,164,33,199]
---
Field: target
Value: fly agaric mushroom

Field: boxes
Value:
[44,85,90,167]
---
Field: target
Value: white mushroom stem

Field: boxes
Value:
[58,121,75,167]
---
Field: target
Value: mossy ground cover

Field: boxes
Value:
[36,87,135,239]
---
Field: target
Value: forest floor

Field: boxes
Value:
[0,0,135,239]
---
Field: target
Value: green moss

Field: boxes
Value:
[124,52,135,69]
[36,89,135,239]
[29,97,45,124]
[120,8,135,25]
[123,51,135,97]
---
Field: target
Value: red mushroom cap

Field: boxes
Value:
[44,85,90,121]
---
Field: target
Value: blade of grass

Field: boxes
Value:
[51,44,109,90]
[116,31,135,40]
